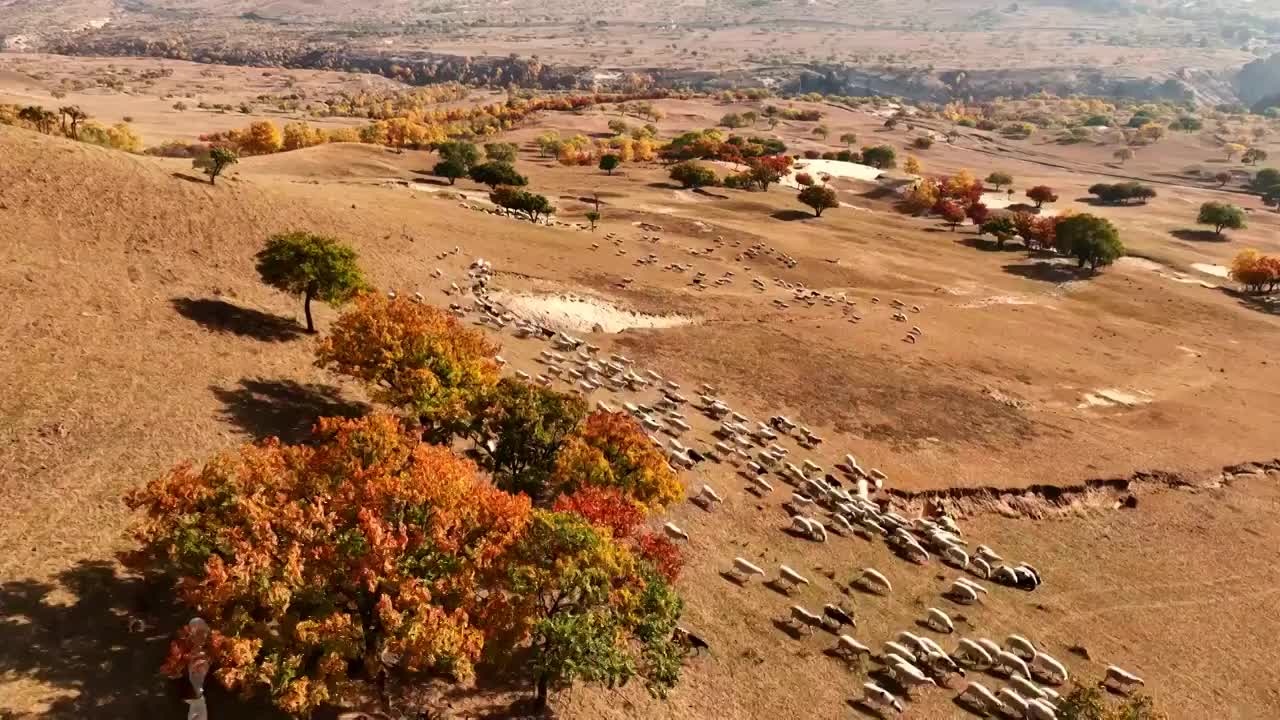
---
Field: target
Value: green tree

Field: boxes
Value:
[669,162,718,189]
[484,142,518,163]
[585,210,601,230]
[193,147,238,185]
[1054,214,1125,271]
[985,171,1013,190]
[1251,167,1280,194]
[499,511,684,711]
[1198,201,1246,238]
[255,231,367,332]
[599,153,621,175]
[439,140,481,170]
[468,378,588,502]
[433,157,468,185]
[1243,148,1268,166]
[491,187,555,222]
[980,216,1017,249]
[812,124,830,141]
[798,184,839,217]
[607,118,629,135]
[860,144,897,169]
[470,161,528,189]
[838,132,858,149]
[1169,115,1203,132]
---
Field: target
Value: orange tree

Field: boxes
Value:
[467,377,588,501]
[493,510,684,711]
[554,486,685,583]
[125,415,532,716]
[316,294,500,440]
[550,411,683,511]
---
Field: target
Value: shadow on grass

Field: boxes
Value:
[770,209,814,221]
[171,298,305,343]
[1002,262,1093,283]
[0,560,287,720]
[1222,287,1280,316]
[954,237,1025,252]
[692,188,729,200]
[171,172,211,185]
[1170,228,1228,243]
[211,378,369,443]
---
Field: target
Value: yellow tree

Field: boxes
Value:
[550,411,683,511]
[241,120,283,155]
[904,156,923,175]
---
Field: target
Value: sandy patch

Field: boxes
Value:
[981,192,1060,216]
[958,295,1044,309]
[1078,388,1154,409]
[785,159,884,187]
[1118,256,1219,288]
[492,291,697,334]
[1191,262,1230,278]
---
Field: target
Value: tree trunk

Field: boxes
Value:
[534,673,550,711]
[303,290,315,333]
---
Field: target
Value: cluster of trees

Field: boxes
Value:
[131,269,692,716]
[1,102,142,152]
[1230,249,1280,293]
[722,156,793,191]
[669,161,720,189]
[1087,181,1157,205]
[659,128,787,164]
[537,128,658,167]
[901,169,988,230]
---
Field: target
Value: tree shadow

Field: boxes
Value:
[692,188,729,200]
[0,560,286,720]
[171,172,211,185]
[770,210,813,222]
[954,237,1023,252]
[1002,262,1092,283]
[1222,287,1280,316]
[171,297,305,343]
[211,378,369,443]
[410,175,453,186]
[1170,229,1227,243]
[646,181,683,190]
[952,694,989,717]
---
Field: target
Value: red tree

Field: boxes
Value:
[966,202,990,227]
[553,486,685,581]
[935,199,967,231]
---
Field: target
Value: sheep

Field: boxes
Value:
[775,565,810,592]
[891,661,938,697]
[924,650,965,678]
[672,627,710,655]
[994,650,1032,679]
[1102,665,1145,694]
[883,641,917,662]
[784,605,824,634]
[662,522,688,541]
[1025,699,1057,720]
[727,557,765,583]
[956,577,989,595]
[926,607,954,634]
[833,635,872,664]
[944,584,978,605]
[976,638,1002,659]
[943,545,970,569]
[956,681,1005,716]
[953,638,993,668]
[1033,653,1069,685]
[748,476,774,495]
[861,683,904,713]
[992,565,1019,585]
[972,557,992,579]
[975,545,1003,563]
[997,688,1029,716]
[1006,634,1037,661]
[823,604,856,630]
[856,568,892,594]
[696,484,724,506]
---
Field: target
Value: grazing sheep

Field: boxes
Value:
[924,650,965,678]
[883,641,917,662]
[786,605,824,634]
[926,608,954,634]
[995,650,1032,679]
[976,638,1002,659]
[1006,634,1037,661]
[748,476,774,494]
[728,557,765,582]
[1102,666,1145,694]
[833,635,872,664]
[953,639,993,668]
[823,604,856,630]
[776,565,811,592]
[946,581,979,605]
[891,661,938,697]
[862,683,904,713]
[673,627,710,655]
[1033,653,1069,685]
[956,577,989,595]
[956,681,1005,716]
[975,545,1003,563]
[856,568,893,594]
[943,545,970,569]
[696,484,724,506]
[972,557,992,579]
[1009,674,1048,702]
[997,688,1029,716]
[1025,699,1057,720]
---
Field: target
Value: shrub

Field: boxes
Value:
[860,144,896,169]
[668,161,719,189]
[192,147,238,185]
[794,172,814,187]
[985,171,1013,190]
[912,136,934,150]
[599,153,621,174]
[484,142,518,163]
[1087,181,1156,205]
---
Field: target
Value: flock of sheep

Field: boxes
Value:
[403,254,1148,720]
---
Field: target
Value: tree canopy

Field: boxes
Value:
[1197,201,1246,237]
[491,186,555,222]
[669,162,719,189]
[859,144,897,169]
[1087,181,1157,205]
[798,184,839,217]
[1026,185,1059,208]
[255,232,367,333]
[551,412,683,511]
[599,153,621,175]
[1054,213,1125,271]
[469,161,528,189]
[985,171,1013,189]
[468,378,588,501]
[193,147,238,185]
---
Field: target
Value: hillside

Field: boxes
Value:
[2,113,1280,720]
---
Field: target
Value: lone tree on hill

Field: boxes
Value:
[433,157,468,185]
[599,153,621,175]
[860,144,897,169]
[1054,214,1125,271]
[193,147,238,185]
[470,161,528,189]
[255,231,367,333]
[1198,201,1246,238]
[839,132,858,149]
[985,171,1013,190]
[1026,185,1058,209]
[798,184,839,217]
[1215,171,1233,187]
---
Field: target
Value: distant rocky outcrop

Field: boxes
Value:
[1237,52,1280,110]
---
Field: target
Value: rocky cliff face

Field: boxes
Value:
[1237,52,1280,109]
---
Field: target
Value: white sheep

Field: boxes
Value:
[953,638,993,668]
[995,650,1032,679]
[926,607,954,634]
[975,545,1003,563]
[956,577,989,595]
[861,683,904,713]
[891,661,938,697]
[785,605,823,634]
[1025,699,1057,720]
[997,688,1029,716]
[833,635,872,664]
[696,484,724,506]
[943,545,969,569]
[727,557,765,582]
[972,557,992,579]
[1033,653,1069,685]
[1103,665,1145,694]
[956,681,1005,716]
[749,476,774,494]
[976,638,1002,659]
[1006,634,1037,661]
[662,522,689,542]
[776,565,810,592]
[856,568,892,594]
[883,640,916,661]
[1009,674,1048,701]
[946,581,979,605]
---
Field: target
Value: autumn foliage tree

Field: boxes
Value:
[553,486,685,584]
[551,412,683,511]
[936,199,967,231]
[1026,185,1059,209]
[468,378,588,501]
[798,184,839,217]
[316,294,500,440]
[1229,249,1280,293]
[255,232,368,333]
[127,415,533,716]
